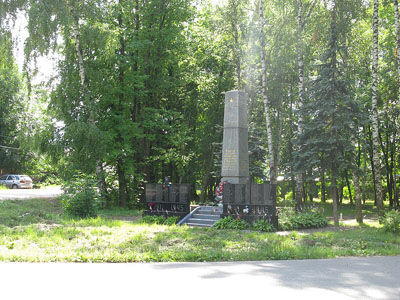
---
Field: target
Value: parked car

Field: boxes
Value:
[0,174,33,189]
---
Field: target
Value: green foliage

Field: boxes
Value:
[214,216,249,230]
[252,219,276,232]
[140,215,179,226]
[60,174,101,218]
[279,207,329,231]
[380,210,400,233]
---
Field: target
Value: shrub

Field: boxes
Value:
[214,216,249,230]
[380,210,400,233]
[279,207,328,230]
[60,174,101,218]
[141,215,179,225]
[252,219,276,232]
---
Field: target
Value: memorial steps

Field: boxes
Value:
[178,206,222,227]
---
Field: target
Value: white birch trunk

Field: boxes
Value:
[393,0,400,206]
[295,0,305,210]
[395,0,400,103]
[372,0,384,216]
[259,0,276,184]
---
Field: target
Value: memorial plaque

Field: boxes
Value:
[156,184,163,202]
[145,184,156,202]
[263,184,272,205]
[234,184,246,204]
[251,184,264,204]
[223,183,235,203]
[179,184,190,203]
[169,185,179,203]
[221,182,278,229]
[144,183,191,220]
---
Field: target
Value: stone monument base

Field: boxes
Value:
[221,182,278,229]
[142,183,190,221]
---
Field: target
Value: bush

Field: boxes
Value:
[380,210,400,233]
[60,174,101,218]
[252,219,276,232]
[279,207,328,230]
[214,216,249,230]
[141,215,179,225]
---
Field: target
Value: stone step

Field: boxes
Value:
[198,207,222,215]
[192,214,220,220]
[188,218,216,225]
[184,222,211,227]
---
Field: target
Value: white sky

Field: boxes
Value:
[11,12,59,85]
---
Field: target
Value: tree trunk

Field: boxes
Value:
[294,0,316,210]
[393,0,400,208]
[295,0,305,211]
[372,0,384,216]
[339,184,344,204]
[395,0,400,107]
[259,0,276,184]
[230,0,242,89]
[117,0,130,207]
[321,171,326,203]
[345,170,353,204]
[71,12,109,203]
[200,144,215,203]
[350,135,363,223]
[352,167,363,224]
[363,146,367,205]
[117,159,127,208]
[331,162,339,226]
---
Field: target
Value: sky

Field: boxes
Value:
[11,11,58,84]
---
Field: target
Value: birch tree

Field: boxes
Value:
[371,0,384,216]
[258,0,276,184]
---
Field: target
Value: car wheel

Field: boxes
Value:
[12,184,18,189]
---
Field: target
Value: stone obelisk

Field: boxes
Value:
[221,90,249,184]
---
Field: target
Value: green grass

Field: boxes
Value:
[293,199,379,219]
[0,199,399,262]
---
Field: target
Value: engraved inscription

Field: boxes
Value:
[222,149,237,171]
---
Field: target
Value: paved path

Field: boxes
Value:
[0,187,62,200]
[0,256,399,300]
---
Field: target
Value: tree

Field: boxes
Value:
[295,0,317,211]
[371,0,384,217]
[258,0,276,184]
[0,30,24,173]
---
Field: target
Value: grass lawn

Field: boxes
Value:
[0,199,399,262]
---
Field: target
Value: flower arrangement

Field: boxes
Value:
[215,181,227,206]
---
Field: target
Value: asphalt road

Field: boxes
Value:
[0,187,62,200]
[0,256,399,300]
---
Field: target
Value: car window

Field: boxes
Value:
[0,175,6,180]
[15,175,20,180]
[9,175,16,180]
